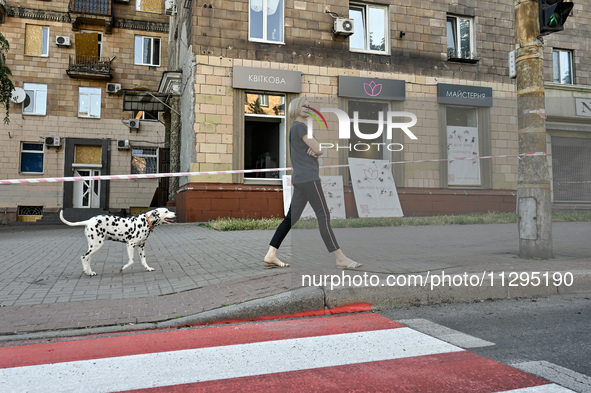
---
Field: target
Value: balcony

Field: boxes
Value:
[69,0,113,33]
[66,55,112,80]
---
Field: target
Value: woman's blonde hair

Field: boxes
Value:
[288,96,307,121]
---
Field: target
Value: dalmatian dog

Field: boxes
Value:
[59,208,176,276]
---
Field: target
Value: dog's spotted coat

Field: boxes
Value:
[60,208,176,276]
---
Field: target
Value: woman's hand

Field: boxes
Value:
[307,148,322,158]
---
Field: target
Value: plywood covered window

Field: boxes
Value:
[75,32,100,62]
[25,25,49,57]
[136,0,163,13]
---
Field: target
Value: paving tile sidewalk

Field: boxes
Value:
[0,221,590,336]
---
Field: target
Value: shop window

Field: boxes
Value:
[552,137,591,202]
[132,147,158,174]
[20,142,44,174]
[349,3,388,53]
[553,49,573,84]
[447,15,478,61]
[244,92,285,179]
[347,101,389,160]
[136,0,162,13]
[249,0,284,43]
[23,83,47,116]
[134,36,161,66]
[25,25,49,57]
[78,87,101,118]
[446,107,480,186]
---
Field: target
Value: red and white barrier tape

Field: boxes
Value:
[0,152,546,185]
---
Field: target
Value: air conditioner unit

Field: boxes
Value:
[106,83,122,94]
[45,136,61,147]
[333,18,354,37]
[117,139,130,150]
[56,36,71,46]
[165,0,177,15]
[128,119,140,130]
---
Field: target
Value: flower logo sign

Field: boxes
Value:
[363,81,383,97]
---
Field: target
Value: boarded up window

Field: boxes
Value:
[137,0,162,13]
[75,33,99,61]
[75,145,102,165]
[25,25,49,56]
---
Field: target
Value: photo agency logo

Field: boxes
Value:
[304,105,418,153]
[303,77,418,153]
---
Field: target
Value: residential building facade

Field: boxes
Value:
[0,0,169,222]
[164,0,590,222]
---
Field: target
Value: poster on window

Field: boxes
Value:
[348,158,403,218]
[282,176,346,219]
[447,126,480,186]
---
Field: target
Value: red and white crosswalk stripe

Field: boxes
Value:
[0,313,572,393]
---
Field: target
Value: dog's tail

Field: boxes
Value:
[59,210,89,227]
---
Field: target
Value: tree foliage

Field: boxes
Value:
[0,32,14,124]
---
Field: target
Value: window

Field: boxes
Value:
[244,93,285,179]
[347,101,389,160]
[446,107,480,186]
[78,87,101,118]
[258,94,269,107]
[349,3,388,53]
[552,137,591,203]
[20,143,44,174]
[249,0,284,43]
[134,36,161,66]
[25,25,49,57]
[133,110,160,121]
[17,206,44,222]
[553,49,573,84]
[447,15,477,61]
[23,83,47,116]
[136,0,162,13]
[132,148,158,174]
[81,31,103,58]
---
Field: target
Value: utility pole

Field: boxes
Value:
[514,0,553,259]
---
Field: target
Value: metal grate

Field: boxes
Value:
[70,0,111,15]
[552,137,591,202]
[17,206,43,222]
[18,206,44,216]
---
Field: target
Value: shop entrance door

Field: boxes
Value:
[73,168,101,208]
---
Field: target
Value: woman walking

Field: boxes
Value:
[264,96,362,270]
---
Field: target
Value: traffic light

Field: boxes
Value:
[539,0,574,36]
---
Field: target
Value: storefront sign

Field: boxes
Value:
[438,83,493,107]
[338,76,405,101]
[232,66,302,93]
[575,98,591,117]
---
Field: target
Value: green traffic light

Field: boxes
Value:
[549,13,559,26]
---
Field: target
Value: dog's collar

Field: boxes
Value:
[144,214,154,230]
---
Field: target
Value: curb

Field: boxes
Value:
[1,272,589,343]
[325,271,591,309]
[156,286,325,328]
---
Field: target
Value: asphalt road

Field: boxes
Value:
[379,293,591,391]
